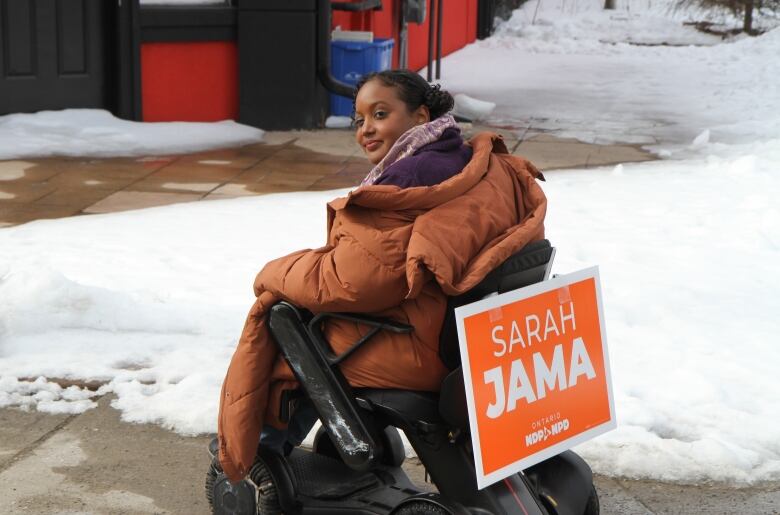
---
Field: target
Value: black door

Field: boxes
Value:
[0,0,114,115]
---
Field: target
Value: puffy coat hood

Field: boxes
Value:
[329,132,546,299]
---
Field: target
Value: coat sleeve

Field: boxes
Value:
[254,234,409,314]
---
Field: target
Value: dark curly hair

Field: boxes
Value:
[353,69,455,120]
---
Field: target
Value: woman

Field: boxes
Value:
[217,70,547,482]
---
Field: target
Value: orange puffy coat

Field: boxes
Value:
[218,133,547,481]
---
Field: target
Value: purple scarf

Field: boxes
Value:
[361,114,458,186]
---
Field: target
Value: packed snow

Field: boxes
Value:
[325,115,353,129]
[0,109,264,160]
[2,0,780,485]
[453,93,497,121]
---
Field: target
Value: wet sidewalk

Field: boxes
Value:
[0,124,654,227]
[2,395,778,514]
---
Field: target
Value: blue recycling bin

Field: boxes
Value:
[330,38,394,117]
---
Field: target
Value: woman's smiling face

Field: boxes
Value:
[354,80,429,165]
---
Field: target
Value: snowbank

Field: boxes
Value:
[0,191,341,433]
[545,141,780,484]
[0,109,264,160]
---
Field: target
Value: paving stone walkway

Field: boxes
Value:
[0,125,654,227]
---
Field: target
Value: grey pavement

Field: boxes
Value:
[1,126,777,514]
[2,395,778,514]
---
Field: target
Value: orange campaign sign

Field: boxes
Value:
[455,267,616,489]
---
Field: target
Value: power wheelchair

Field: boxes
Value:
[207,239,599,515]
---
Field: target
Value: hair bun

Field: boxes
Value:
[352,70,455,121]
[424,84,455,119]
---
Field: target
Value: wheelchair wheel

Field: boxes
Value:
[393,502,450,514]
[205,458,218,509]
[205,455,281,515]
[249,457,282,515]
[205,456,259,514]
[312,426,341,461]
[584,484,599,515]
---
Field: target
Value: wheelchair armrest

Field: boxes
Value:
[310,312,413,333]
[308,312,413,366]
[268,302,379,470]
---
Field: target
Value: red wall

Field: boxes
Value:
[141,41,238,122]
[333,0,478,71]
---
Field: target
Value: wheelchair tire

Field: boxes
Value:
[205,457,219,510]
[583,484,599,515]
[312,426,341,460]
[249,458,282,515]
[393,501,450,515]
[205,456,259,514]
[380,426,406,467]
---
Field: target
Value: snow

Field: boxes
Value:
[325,116,353,129]
[0,376,103,415]
[0,192,336,433]
[438,1,780,148]
[1,0,779,485]
[547,143,780,484]
[452,93,496,121]
[0,109,264,160]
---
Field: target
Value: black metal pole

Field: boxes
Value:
[435,0,442,79]
[427,0,436,81]
[397,0,407,68]
[316,0,355,97]
[116,0,142,120]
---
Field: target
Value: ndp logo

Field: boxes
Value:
[525,419,570,447]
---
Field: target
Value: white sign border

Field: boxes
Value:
[454,266,616,490]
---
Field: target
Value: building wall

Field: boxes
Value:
[141,41,238,122]
[139,0,478,123]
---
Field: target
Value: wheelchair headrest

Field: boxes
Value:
[438,239,555,370]
[467,239,554,299]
